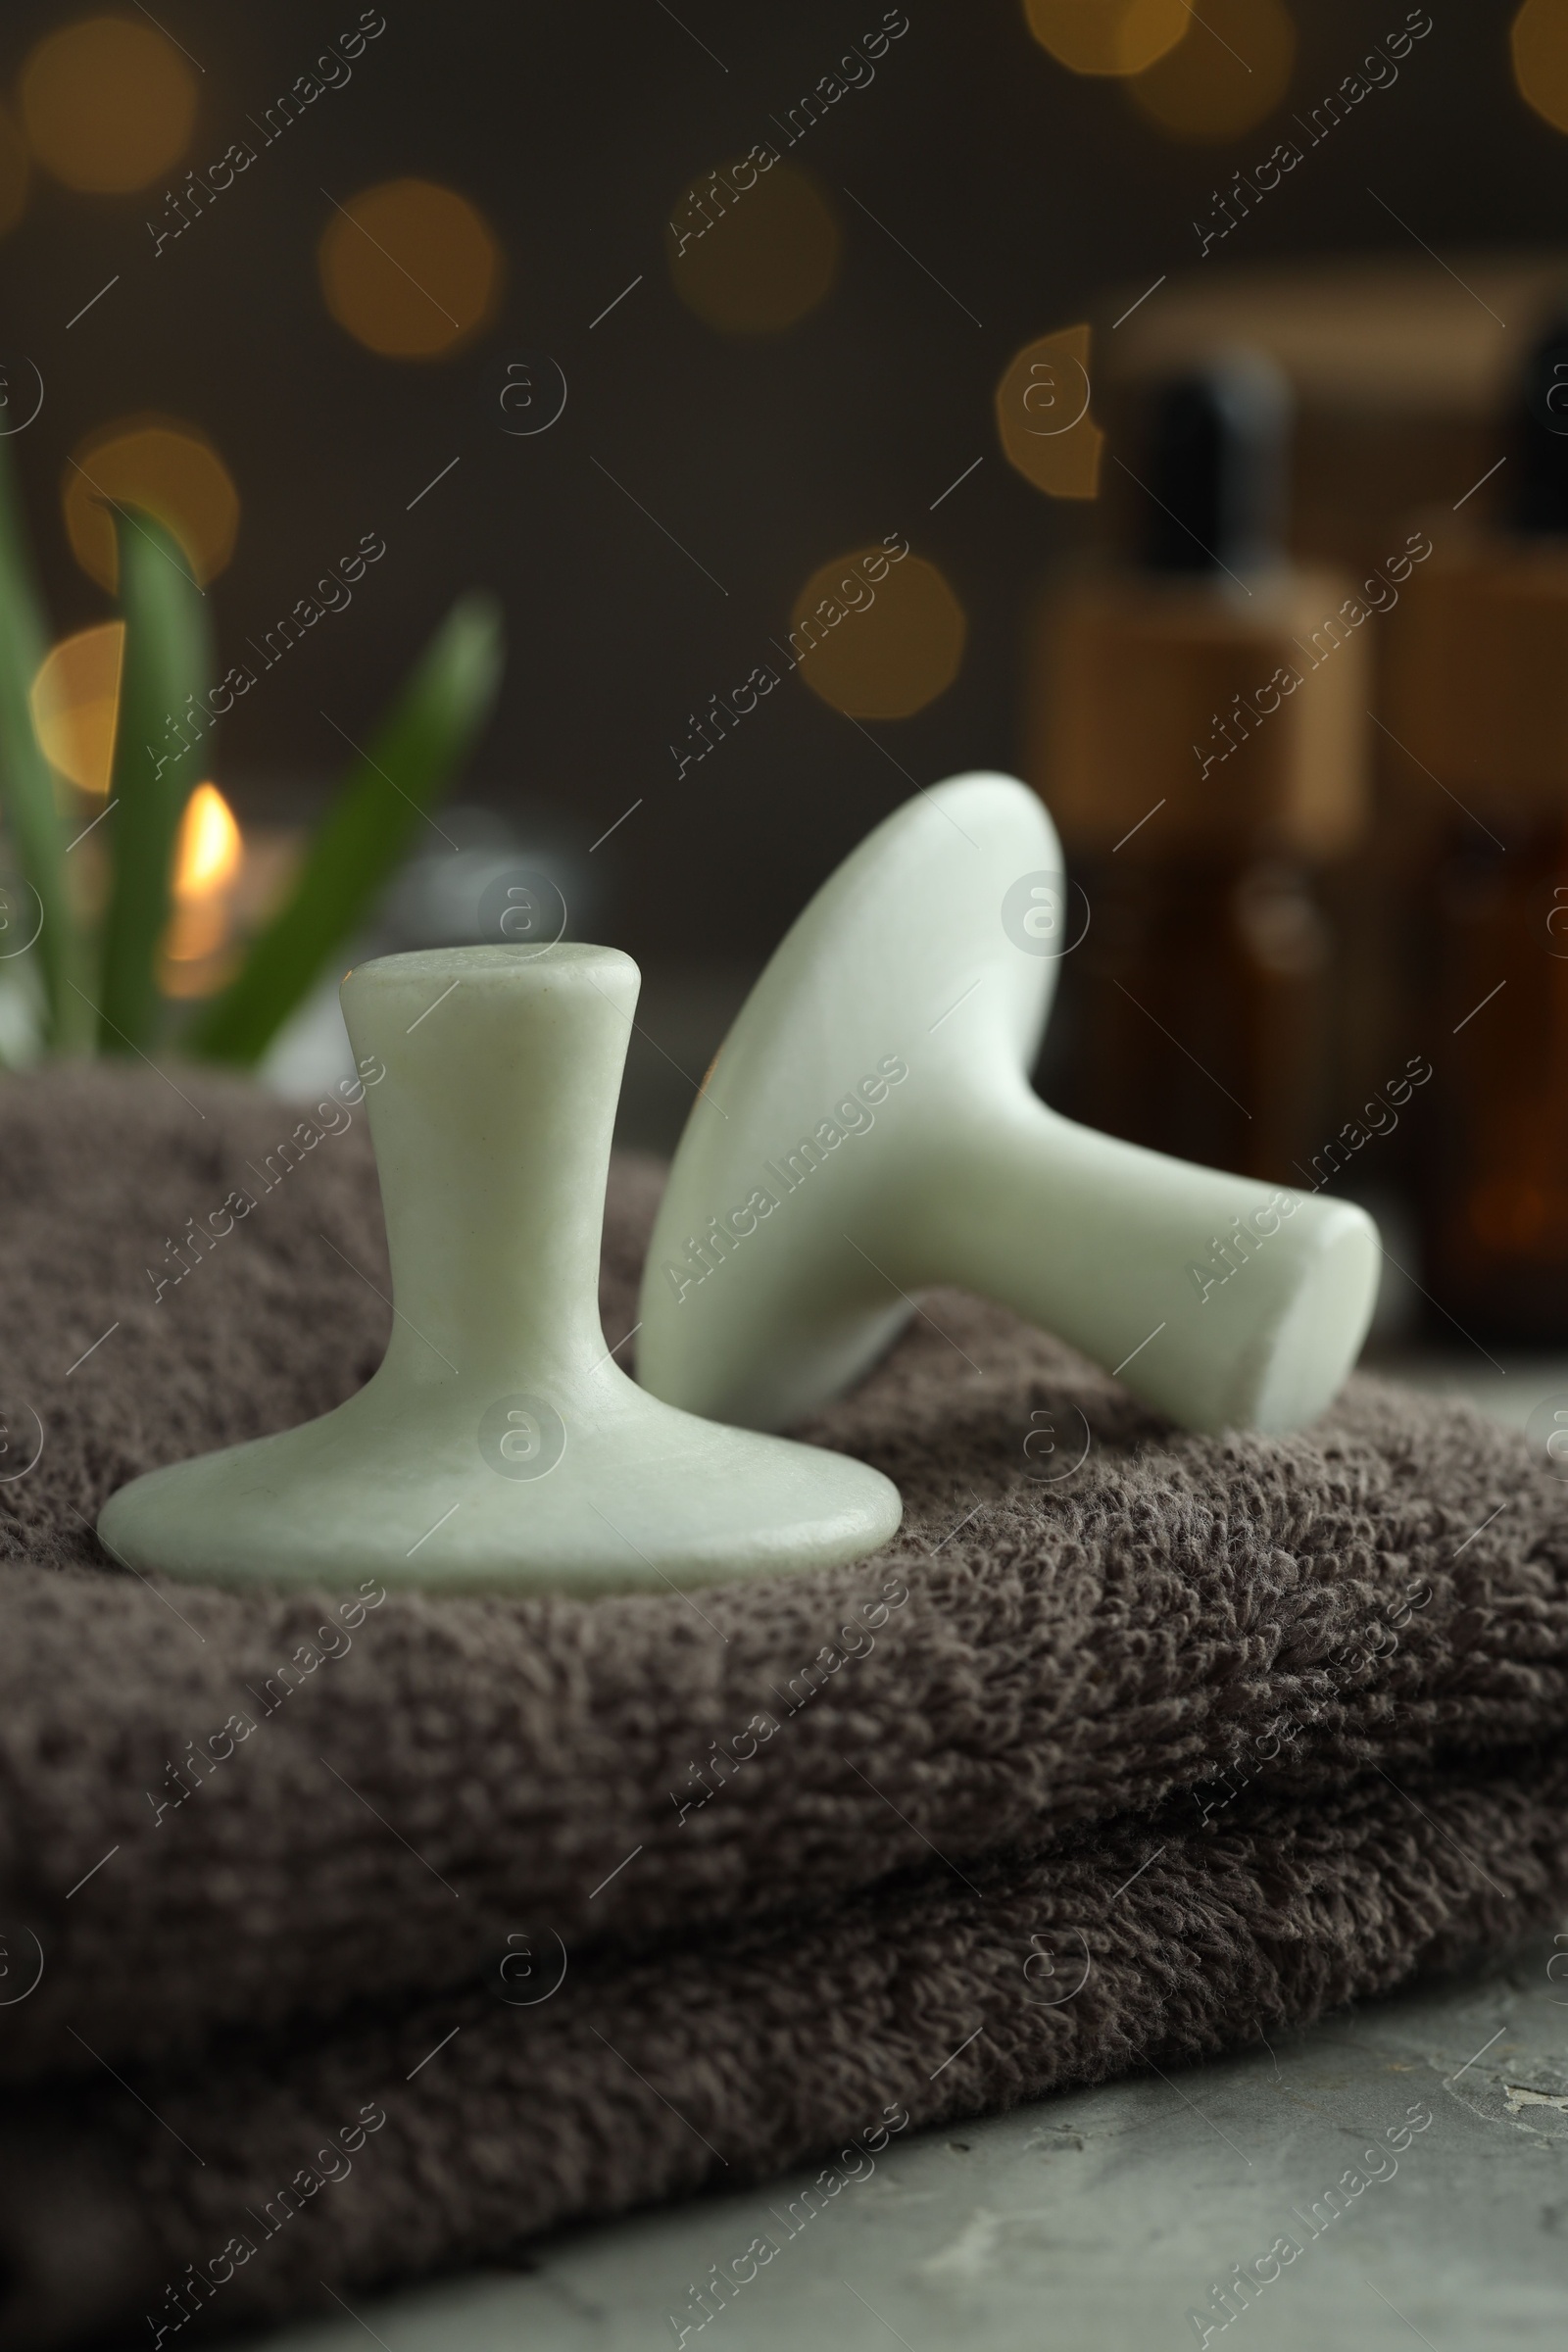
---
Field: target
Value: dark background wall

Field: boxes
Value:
[0,0,1546,972]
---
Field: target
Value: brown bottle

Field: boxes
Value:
[1383,318,1568,1338]
[1025,356,1370,1185]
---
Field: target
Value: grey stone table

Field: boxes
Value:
[237,1349,1568,2352]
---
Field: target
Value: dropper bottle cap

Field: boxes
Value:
[1144,349,1293,581]
[1512,315,1568,536]
[1382,307,1568,815]
[1037,344,1365,859]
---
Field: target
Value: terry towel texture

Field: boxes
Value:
[0,1065,1565,2348]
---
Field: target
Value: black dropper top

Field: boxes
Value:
[1512,318,1568,534]
[1143,351,1291,577]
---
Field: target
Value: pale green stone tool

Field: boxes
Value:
[637,773,1379,1438]
[98,945,902,1595]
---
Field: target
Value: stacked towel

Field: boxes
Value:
[0,1067,1563,2349]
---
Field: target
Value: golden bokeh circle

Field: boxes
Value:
[29,622,123,797]
[996,325,1105,500]
[318,178,503,360]
[667,159,840,334]
[1513,0,1568,132]
[20,16,196,194]
[790,546,965,719]
[1125,0,1297,139]
[63,418,240,592]
[1023,0,1191,76]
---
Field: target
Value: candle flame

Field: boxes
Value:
[172,782,242,903]
[162,785,242,991]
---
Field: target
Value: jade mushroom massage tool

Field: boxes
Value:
[98,945,902,1595]
[637,773,1380,1436]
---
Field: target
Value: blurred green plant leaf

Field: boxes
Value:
[0,429,93,1053]
[97,508,213,1054]
[189,593,504,1068]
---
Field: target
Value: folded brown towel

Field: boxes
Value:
[1,1066,1564,2349]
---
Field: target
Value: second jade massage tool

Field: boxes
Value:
[638,773,1380,1435]
[98,945,902,1595]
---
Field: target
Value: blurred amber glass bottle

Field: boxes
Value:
[1383,319,1568,1337]
[1025,357,1370,1183]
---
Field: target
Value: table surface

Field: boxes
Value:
[234,1349,1568,2352]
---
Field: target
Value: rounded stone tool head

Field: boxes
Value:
[99,945,901,1596]
[637,773,1379,1437]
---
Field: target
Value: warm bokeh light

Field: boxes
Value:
[790,545,965,718]
[29,622,123,797]
[1023,0,1190,75]
[996,324,1104,499]
[667,159,840,334]
[1125,0,1296,139]
[318,179,502,359]
[20,16,196,194]
[162,782,243,990]
[1513,0,1568,132]
[0,102,29,239]
[63,418,240,592]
